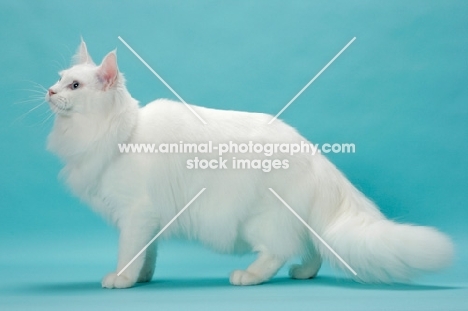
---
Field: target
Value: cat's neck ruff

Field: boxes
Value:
[48,88,139,197]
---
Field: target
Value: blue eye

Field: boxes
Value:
[71,81,80,90]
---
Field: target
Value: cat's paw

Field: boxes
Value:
[101,272,136,289]
[229,270,264,286]
[289,263,319,280]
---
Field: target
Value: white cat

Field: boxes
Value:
[46,40,454,289]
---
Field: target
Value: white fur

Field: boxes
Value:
[46,41,454,289]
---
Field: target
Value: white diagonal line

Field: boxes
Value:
[118,36,207,125]
[117,188,206,276]
[268,37,356,124]
[268,188,357,276]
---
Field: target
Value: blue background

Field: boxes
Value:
[1,1,467,310]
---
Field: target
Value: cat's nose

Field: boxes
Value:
[48,89,56,96]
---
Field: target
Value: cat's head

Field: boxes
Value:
[46,40,123,118]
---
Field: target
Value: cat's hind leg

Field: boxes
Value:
[230,250,285,286]
[289,245,322,279]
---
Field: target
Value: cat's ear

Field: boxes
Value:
[97,51,119,90]
[72,39,94,65]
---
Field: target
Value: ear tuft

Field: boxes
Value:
[97,51,119,90]
[72,39,94,65]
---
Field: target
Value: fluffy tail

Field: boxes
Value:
[312,171,454,283]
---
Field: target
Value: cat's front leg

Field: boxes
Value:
[102,213,159,289]
[137,241,157,283]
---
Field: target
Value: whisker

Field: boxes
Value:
[32,84,48,92]
[21,80,48,92]
[24,109,55,129]
[13,80,55,128]
[33,84,47,90]
[14,92,45,101]
[38,108,52,118]
[13,98,44,105]
[19,89,47,95]
[15,82,49,107]
[13,101,47,123]
[41,111,55,126]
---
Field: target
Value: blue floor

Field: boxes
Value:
[1,237,467,310]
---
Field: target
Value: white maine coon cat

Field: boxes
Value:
[46,41,454,289]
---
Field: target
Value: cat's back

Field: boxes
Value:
[140,98,271,125]
[137,98,304,144]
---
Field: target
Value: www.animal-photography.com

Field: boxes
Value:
[1,1,467,310]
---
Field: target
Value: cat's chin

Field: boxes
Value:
[48,102,72,117]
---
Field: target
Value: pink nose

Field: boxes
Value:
[48,89,56,96]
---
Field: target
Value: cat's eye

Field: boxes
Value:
[71,81,80,90]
